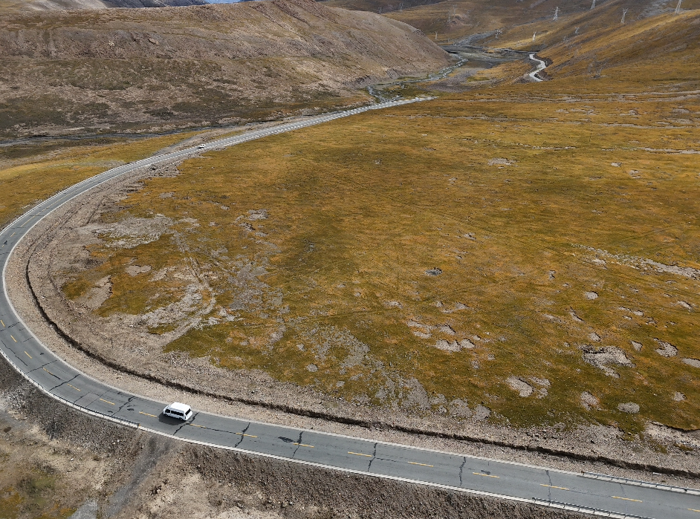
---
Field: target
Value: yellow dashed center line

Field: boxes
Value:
[11,335,17,343]
[541,484,569,491]
[408,462,433,467]
[23,350,31,358]
[612,496,642,503]
[43,367,56,377]
[348,451,373,457]
[236,433,257,438]
[99,398,115,406]
[0,320,4,327]
[293,443,314,448]
[139,411,156,417]
[473,472,499,479]
[188,423,206,428]
[689,509,700,513]
[68,384,81,392]
[10,232,15,237]
[20,216,36,228]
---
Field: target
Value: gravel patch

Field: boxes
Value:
[617,402,640,414]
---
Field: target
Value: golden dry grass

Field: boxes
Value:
[0,132,202,229]
[62,67,700,432]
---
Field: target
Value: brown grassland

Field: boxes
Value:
[0,132,210,229]
[59,9,700,436]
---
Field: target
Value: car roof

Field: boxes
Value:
[168,402,191,412]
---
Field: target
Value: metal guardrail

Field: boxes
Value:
[581,472,700,496]
[531,498,653,519]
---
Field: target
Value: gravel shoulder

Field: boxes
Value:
[0,353,587,519]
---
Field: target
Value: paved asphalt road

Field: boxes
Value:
[1,98,699,519]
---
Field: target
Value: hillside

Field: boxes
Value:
[0,0,449,138]
[324,0,700,44]
[0,0,206,12]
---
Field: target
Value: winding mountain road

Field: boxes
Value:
[1,98,698,519]
[529,53,547,82]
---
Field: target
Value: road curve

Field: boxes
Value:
[529,53,547,82]
[1,98,699,519]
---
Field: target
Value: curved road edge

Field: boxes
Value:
[529,53,548,82]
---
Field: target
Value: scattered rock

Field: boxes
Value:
[631,341,642,352]
[407,319,432,338]
[506,376,533,397]
[673,392,686,402]
[654,340,678,357]
[125,265,152,276]
[617,402,640,414]
[580,392,600,411]
[584,291,598,300]
[425,267,443,276]
[677,301,692,310]
[449,399,472,418]
[459,338,476,349]
[611,162,621,167]
[433,339,465,352]
[682,358,700,368]
[488,158,514,166]
[247,209,268,220]
[588,332,601,342]
[581,346,634,378]
[474,405,491,421]
[437,324,456,335]
[306,364,318,372]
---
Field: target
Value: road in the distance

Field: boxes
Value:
[1,99,699,519]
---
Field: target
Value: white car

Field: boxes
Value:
[163,402,193,421]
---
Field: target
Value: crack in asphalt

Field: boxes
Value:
[117,395,135,413]
[235,423,251,448]
[28,359,57,374]
[367,442,378,471]
[459,457,466,487]
[49,373,79,392]
[292,431,304,458]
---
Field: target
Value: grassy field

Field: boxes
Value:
[60,45,700,434]
[0,132,210,230]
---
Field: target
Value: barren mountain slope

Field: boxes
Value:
[324,0,700,43]
[0,0,206,12]
[0,0,449,137]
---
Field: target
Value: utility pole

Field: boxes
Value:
[590,0,596,9]
[621,8,628,24]
[554,6,559,20]
[675,0,682,14]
